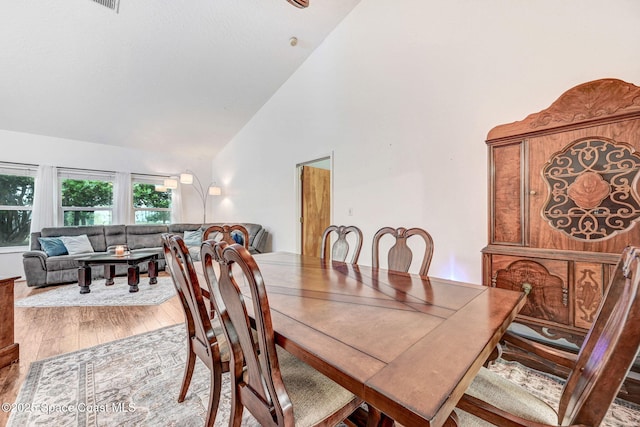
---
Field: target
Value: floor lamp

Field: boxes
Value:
[163,172,221,223]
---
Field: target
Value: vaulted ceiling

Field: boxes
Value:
[0,0,360,158]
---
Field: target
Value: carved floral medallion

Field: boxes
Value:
[542,138,640,240]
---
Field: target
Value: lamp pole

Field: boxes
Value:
[183,172,211,223]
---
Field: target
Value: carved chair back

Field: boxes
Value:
[320,225,363,263]
[372,227,434,276]
[203,224,249,249]
[162,233,194,332]
[164,234,217,347]
[557,246,640,425]
[200,241,294,427]
[162,233,225,427]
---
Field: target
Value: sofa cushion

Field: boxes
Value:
[40,225,107,252]
[241,223,262,245]
[60,234,95,255]
[38,237,68,257]
[104,224,127,248]
[125,225,168,250]
[46,254,91,271]
[184,229,203,247]
[167,223,202,234]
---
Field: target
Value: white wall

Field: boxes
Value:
[211,0,640,282]
[0,129,211,278]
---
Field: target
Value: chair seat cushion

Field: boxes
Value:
[276,346,357,427]
[455,366,558,426]
[211,318,230,363]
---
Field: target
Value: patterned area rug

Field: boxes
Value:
[485,359,640,427]
[7,324,259,427]
[6,324,640,426]
[14,276,176,307]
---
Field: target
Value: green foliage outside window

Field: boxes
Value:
[0,174,173,246]
[62,179,113,226]
[0,174,34,247]
[133,183,171,224]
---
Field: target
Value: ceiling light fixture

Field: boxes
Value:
[163,178,178,189]
[91,0,120,13]
[286,0,309,8]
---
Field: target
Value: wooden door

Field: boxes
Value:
[301,166,330,257]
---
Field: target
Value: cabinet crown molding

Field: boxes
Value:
[487,78,640,141]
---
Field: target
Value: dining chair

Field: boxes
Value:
[200,240,363,427]
[372,226,434,276]
[320,225,363,263]
[455,245,640,426]
[203,224,250,249]
[162,233,230,427]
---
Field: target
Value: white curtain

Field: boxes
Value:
[113,172,132,224]
[171,182,183,223]
[31,165,58,233]
[30,164,58,232]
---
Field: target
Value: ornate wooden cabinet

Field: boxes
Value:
[483,78,640,350]
[0,276,19,369]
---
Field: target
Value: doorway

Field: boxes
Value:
[298,157,331,257]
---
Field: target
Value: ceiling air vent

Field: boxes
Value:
[91,0,120,13]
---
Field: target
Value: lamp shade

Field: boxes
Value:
[208,185,222,196]
[180,173,193,184]
[164,178,178,189]
[155,184,168,192]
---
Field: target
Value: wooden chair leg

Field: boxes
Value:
[205,360,223,427]
[443,410,459,426]
[178,340,196,402]
[228,374,244,427]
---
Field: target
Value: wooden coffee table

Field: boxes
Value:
[76,251,159,294]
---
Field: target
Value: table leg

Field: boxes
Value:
[104,265,116,286]
[78,266,92,294]
[444,411,460,426]
[128,265,140,293]
[148,259,158,285]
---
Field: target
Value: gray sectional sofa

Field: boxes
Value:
[23,223,268,287]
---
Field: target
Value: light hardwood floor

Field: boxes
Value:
[0,274,184,426]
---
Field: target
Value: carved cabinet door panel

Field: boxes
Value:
[491,141,524,245]
[527,119,640,254]
[491,255,569,326]
[573,262,605,330]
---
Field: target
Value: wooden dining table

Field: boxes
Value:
[199,251,526,427]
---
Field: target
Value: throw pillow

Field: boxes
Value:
[231,231,244,245]
[188,246,201,261]
[60,234,95,255]
[38,237,68,257]
[203,231,222,242]
[184,229,203,247]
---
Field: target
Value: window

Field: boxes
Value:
[0,164,36,247]
[59,170,114,226]
[132,175,172,224]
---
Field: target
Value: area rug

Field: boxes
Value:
[487,359,640,427]
[14,276,176,307]
[6,324,640,427]
[6,324,260,427]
